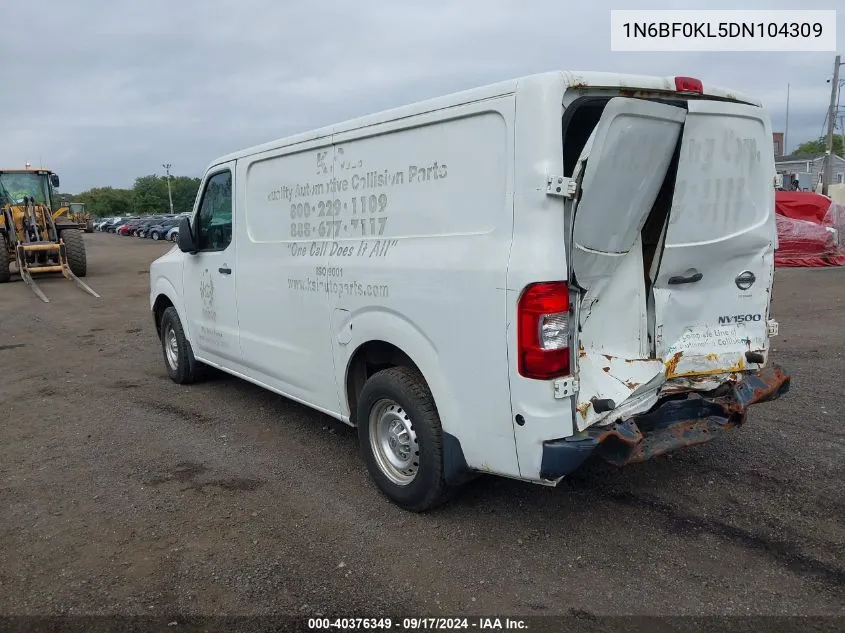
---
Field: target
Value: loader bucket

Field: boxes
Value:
[15,240,100,303]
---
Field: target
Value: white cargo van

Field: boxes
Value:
[149,71,792,511]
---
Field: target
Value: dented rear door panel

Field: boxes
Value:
[568,97,686,430]
[652,100,777,379]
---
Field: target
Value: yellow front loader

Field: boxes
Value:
[54,201,94,233]
[0,167,100,303]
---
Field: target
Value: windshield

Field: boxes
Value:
[70,203,85,212]
[0,172,51,206]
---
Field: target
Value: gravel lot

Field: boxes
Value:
[0,233,843,623]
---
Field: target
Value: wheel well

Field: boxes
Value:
[152,295,174,337]
[346,340,420,426]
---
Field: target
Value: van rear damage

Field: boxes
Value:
[541,363,791,478]
[538,75,792,480]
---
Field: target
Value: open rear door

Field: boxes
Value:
[569,97,686,431]
[650,100,777,379]
[568,96,778,432]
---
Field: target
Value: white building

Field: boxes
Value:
[775,152,845,191]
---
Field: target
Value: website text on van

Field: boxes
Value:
[150,70,792,511]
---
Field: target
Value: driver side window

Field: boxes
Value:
[196,170,233,251]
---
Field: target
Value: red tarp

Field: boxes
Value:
[774,191,845,267]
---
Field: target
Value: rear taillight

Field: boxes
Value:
[517,281,571,380]
[674,76,703,94]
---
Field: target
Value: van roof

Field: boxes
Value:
[208,70,761,169]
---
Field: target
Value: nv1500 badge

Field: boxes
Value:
[718,313,763,325]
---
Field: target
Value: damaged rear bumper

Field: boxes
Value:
[539,363,791,480]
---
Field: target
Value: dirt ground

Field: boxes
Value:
[0,233,843,621]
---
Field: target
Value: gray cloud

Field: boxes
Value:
[0,0,842,191]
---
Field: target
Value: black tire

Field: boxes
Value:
[0,233,10,283]
[61,228,87,277]
[150,231,160,241]
[159,306,205,384]
[357,366,452,512]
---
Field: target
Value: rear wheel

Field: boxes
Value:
[159,306,205,384]
[357,366,451,512]
[150,231,160,241]
[61,228,87,277]
[0,233,10,283]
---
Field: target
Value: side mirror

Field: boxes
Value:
[50,174,60,188]
[177,216,197,253]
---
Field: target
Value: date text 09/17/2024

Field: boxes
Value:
[306,616,529,630]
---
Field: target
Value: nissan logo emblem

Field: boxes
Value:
[735,271,756,290]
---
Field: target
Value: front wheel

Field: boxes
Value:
[59,227,87,277]
[159,306,205,384]
[357,366,451,512]
[151,231,160,241]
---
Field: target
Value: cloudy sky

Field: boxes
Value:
[1,0,842,192]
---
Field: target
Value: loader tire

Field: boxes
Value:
[0,233,10,283]
[62,228,87,277]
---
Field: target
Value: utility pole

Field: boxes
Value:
[784,83,790,156]
[822,55,841,195]
[162,163,175,214]
[840,116,845,182]
[839,77,845,184]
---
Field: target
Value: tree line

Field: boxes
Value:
[793,135,844,157]
[57,174,201,218]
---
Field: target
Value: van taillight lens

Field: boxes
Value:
[517,282,571,380]
[674,76,703,94]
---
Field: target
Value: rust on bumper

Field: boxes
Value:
[539,363,791,479]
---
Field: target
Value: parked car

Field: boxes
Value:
[146,218,180,240]
[136,217,166,237]
[99,217,125,232]
[162,214,189,242]
[111,217,138,233]
[117,219,146,235]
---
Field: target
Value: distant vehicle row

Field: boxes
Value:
[95,213,190,241]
